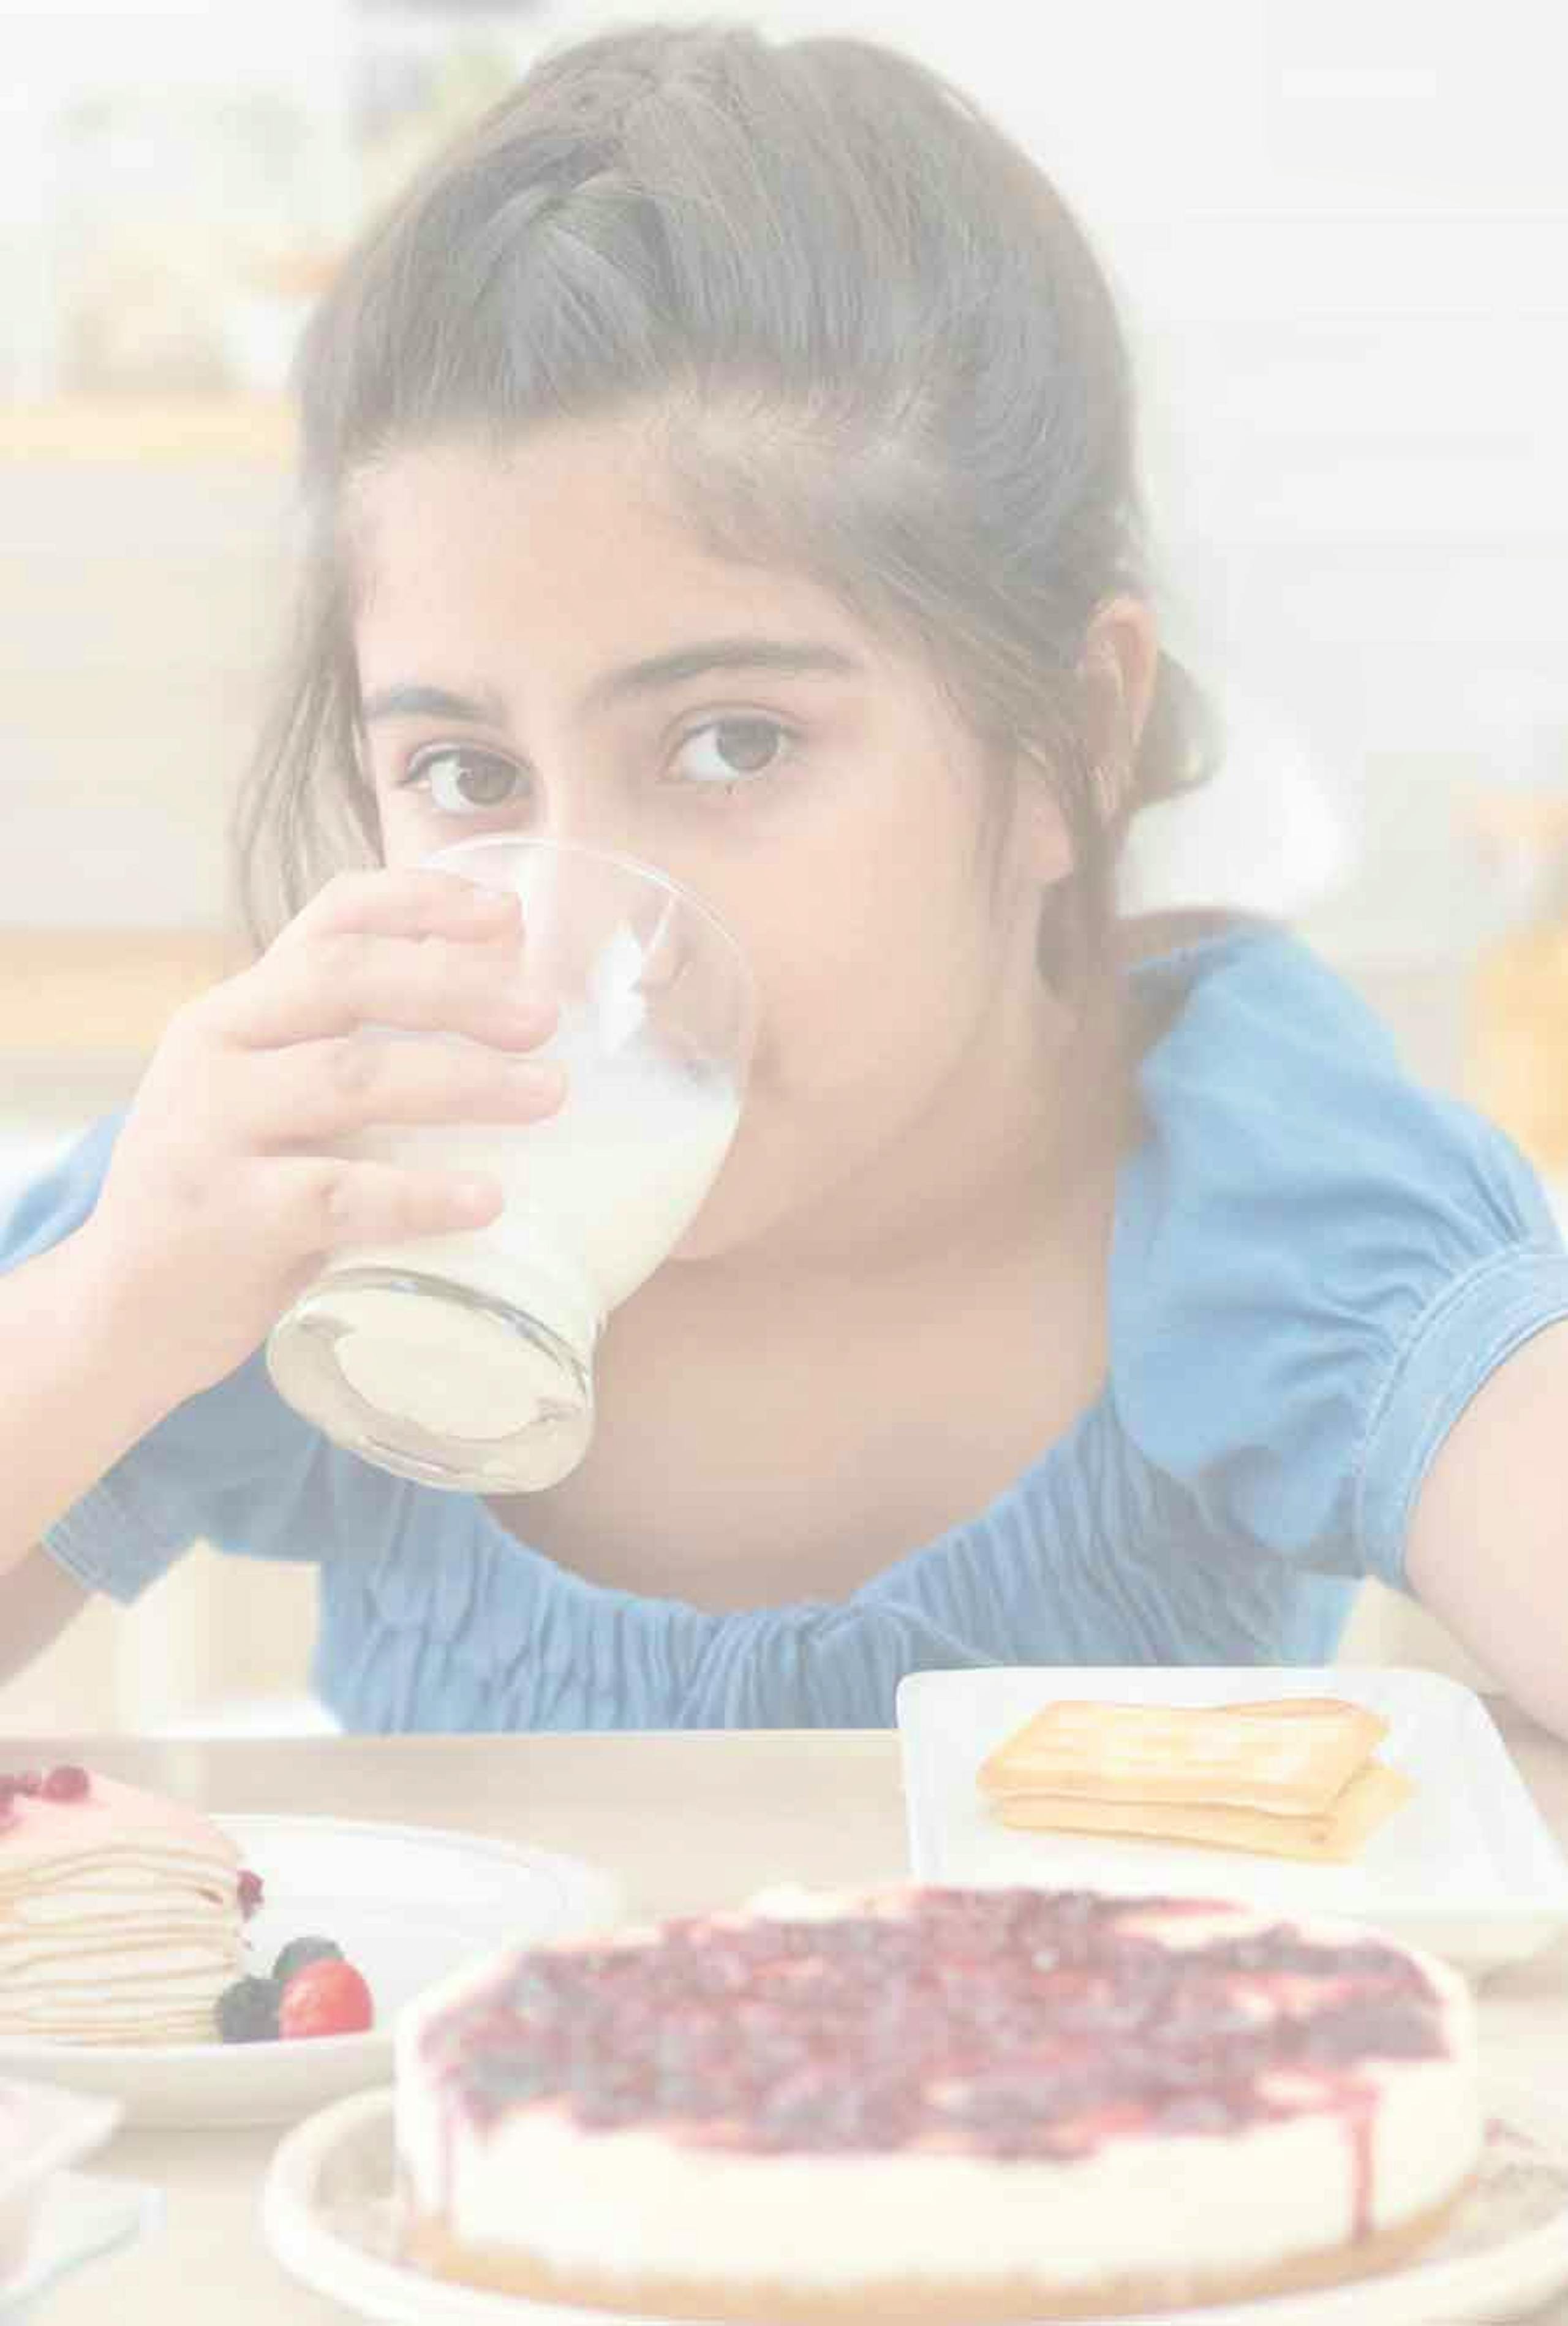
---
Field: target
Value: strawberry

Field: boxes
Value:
[277,1958,374,2040]
[40,1765,89,1802]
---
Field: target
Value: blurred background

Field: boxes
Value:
[2,0,1566,1730]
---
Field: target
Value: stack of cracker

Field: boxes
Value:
[977,1697,1414,1864]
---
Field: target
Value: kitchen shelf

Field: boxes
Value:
[0,929,241,1057]
[0,398,295,468]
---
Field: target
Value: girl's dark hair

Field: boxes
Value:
[236,17,1217,994]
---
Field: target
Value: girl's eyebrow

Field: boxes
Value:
[359,682,505,727]
[575,636,865,716]
[358,638,864,733]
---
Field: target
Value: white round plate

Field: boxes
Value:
[264,2079,1568,2326]
[0,1816,619,2130]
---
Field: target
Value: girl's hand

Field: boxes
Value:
[76,869,562,1404]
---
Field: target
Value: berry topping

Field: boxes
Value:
[237,1869,265,1919]
[40,1765,89,1802]
[216,1976,282,2044]
[424,1890,1446,2159]
[272,1936,342,1985]
[279,1960,374,2041]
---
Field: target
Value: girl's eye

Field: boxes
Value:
[668,717,794,788]
[402,744,530,814]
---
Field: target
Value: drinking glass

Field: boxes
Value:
[266,835,755,1492]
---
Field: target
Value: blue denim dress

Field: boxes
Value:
[10,929,1567,1731]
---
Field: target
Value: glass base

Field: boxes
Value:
[265,1266,595,1493]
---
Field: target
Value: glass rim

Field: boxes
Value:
[422,831,758,1060]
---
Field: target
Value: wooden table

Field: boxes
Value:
[18,1713,1568,2325]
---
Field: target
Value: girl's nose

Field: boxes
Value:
[531,785,647,868]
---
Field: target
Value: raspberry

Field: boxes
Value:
[237,1869,265,1919]
[40,1765,89,1802]
[272,1936,341,1985]
[216,1976,281,2044]
[278,1959,374,2041]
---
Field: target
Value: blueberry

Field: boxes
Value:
[217,1976,281,2044]
[272,1936,343,1985]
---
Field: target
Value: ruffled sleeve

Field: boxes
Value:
[1110,930,1568,1587]
[1,1115,394,1604]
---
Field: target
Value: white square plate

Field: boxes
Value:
[897,1666,1568,1974]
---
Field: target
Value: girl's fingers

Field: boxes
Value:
[264,1154,508,1254]
[200,929,556,1052]
[238,1033,566,1147]
[274,866,522,949]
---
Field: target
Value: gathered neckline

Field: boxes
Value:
[472,1383,1118,1625]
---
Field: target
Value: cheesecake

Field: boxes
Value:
[396,1883,1479,2322]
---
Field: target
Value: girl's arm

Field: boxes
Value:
[0,1225,190,1674]
[0,1225,194,1579]
[0,866,566,1681]
[1406,1318,1568,1736]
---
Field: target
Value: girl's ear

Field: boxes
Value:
[1010,595,1161,888]
[1080,594,1160,818]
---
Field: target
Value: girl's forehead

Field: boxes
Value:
[347,428,748,606]
[344,427,662,584]
[343,429,902,681]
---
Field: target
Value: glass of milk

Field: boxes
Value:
[265,836,755,1492]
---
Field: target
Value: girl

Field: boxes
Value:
[6,20,1568,1734]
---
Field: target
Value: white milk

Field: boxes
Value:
[315,1033,741,1444]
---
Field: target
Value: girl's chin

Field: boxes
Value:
[667,1198,747,1267]
[666,1164,791,1269]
